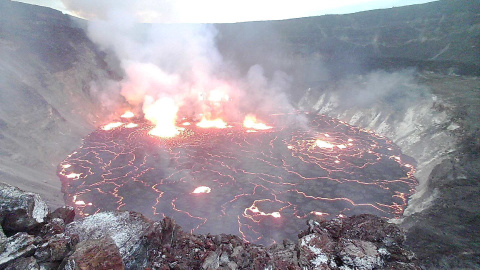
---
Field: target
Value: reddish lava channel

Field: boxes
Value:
[58,112,417,245]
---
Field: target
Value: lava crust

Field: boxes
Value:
[58,113,416,245]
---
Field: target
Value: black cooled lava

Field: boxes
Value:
[58,113,416,245]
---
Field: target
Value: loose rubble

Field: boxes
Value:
[0,182,420,269]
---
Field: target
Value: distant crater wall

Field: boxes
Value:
[0,0,118,207]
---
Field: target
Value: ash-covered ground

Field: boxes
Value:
[58,113,416,245]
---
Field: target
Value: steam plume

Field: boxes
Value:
[62,2,295,131]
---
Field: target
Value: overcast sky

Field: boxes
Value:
[14,0,436,23]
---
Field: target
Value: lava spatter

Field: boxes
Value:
[58,113,416,245]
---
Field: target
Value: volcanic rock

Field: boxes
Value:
[298,232,336,269]
[39,218,66,239]
[340,214,404,246]
[4,256,39,270]
[38,262,61,270]
[47,206,75,225]
[338,239,382,270]
[0,232,36,268]
[61,236,124,270]
[202,251,220,269]
[268,239,299,269]
[0,183,49,233]
[34,233,74,263]
[0,226,6,243]
[64,211,151,269]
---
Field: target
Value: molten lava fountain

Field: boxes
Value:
[58,112,416,245]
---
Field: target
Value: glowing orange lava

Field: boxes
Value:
[192,186,211,194]
[315,140,334,149]
[124,123,138,128]
[59,113,417,245]
[245,204,282,219]
[121,111,135,118]
[313,211,328,217]
[144,96,180,138]
[243,115,272,130]
[102,122,123,131]
[196,117,228,129]
[65,173,81,179]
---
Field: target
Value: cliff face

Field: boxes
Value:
[0,0,117,207]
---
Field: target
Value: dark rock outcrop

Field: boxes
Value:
[0,232,36,268]
[61,237,124,270]
[34,233,75,263]
[4,256,39,270]
[64,211,151,269]
[0,183,49,233]
[402,155,480,269]
[48,206,75,225]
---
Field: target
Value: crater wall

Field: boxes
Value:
[0,0,117,207]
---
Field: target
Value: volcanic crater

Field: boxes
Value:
[58,112,416,245]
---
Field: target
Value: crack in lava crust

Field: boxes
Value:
[58,113,417,245]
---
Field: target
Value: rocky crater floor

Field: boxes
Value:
[0,182,420,269]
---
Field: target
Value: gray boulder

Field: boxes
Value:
[0,183,49,233]
[0,232,36,268]
[61,237,124,270]
[64,211,151,269]
[338,239,383,270]
[4,256,39,270]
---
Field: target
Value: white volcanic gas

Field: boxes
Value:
[58,111,416,245]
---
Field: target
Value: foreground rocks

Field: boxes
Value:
[0,183,419,269]
[0,183,49,233]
